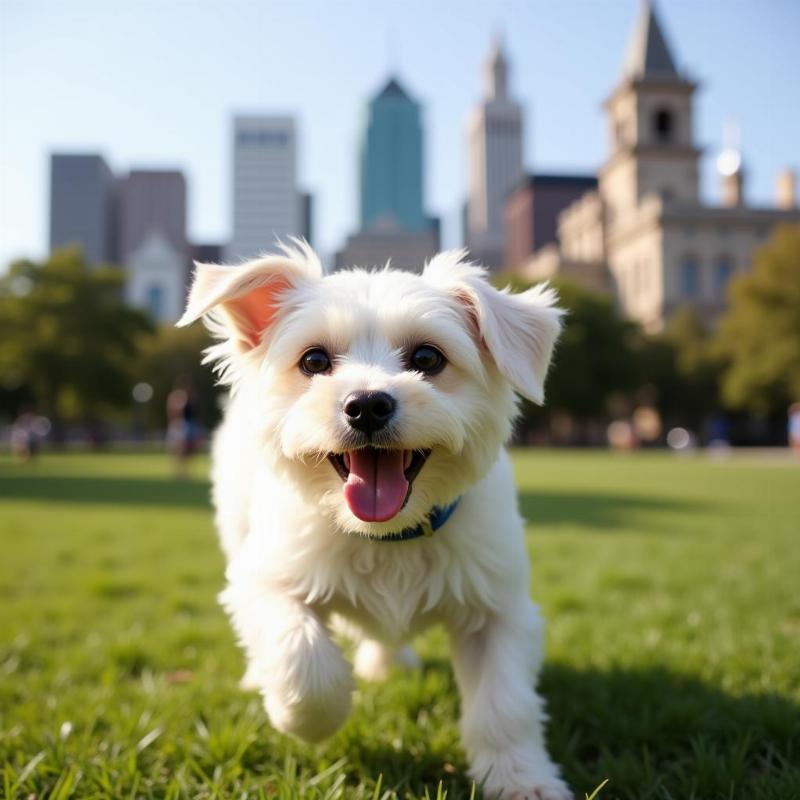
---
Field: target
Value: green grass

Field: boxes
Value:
[1,449,798,799]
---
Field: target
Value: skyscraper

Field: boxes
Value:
[465,38,524,271]
[118,170,187,263]
[360,78,426,233]
[228,116,300,261]
[49,153,116,265]
[337,75,438,272]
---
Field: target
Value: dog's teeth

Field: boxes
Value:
[404,450,413,470]
[343,452,350,472]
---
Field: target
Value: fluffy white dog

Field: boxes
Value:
[178,243,571,800]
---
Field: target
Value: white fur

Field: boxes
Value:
[178,243,571,799]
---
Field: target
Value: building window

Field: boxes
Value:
[146,283,164,319]
[653,108,674,143]
[714,257,734,295]
[680,257,699,298]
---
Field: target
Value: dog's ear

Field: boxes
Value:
[177,242,323,350]
[424,250,563,404]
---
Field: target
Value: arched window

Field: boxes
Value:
[714,257,734,296]
[653,108,674,143]
[680,257,699,298]
[146,283,164,320]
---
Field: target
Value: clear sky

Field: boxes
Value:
[1,0,798,269]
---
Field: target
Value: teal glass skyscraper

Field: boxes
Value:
[360,77,427,233]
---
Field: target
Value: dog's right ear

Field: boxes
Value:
[177,242,322,351]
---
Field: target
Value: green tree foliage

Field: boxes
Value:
[714,225,800,413]
[639,306,722,428]
[544,280,642,419]
[0,248,152,423]
[134,323,224,431]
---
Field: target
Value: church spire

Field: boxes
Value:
[621,0,679,81]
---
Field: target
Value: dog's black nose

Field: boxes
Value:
[343,391,396,434]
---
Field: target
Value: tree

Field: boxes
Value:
[713,225,800,413]
[134,323,224,432]
[496,276,642,438]
[541,279,642,419]
[0,248,152,425]
[639,306,722,429]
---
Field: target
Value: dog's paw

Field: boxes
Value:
[263,646,354,743]
[474,751,573,800]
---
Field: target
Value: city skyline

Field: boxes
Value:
[1,0,799,269]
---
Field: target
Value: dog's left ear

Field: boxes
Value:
[424,250,564,404]
[177,241,323,350]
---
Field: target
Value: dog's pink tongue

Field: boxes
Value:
[344,449,408,522]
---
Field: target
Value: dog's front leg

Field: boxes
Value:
[220,582,353,743]
[451,598,572,800]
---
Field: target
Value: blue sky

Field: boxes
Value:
[1,0,798,268]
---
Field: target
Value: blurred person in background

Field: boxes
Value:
[166,375,199,476]
[10,408,42,462]
[789,403,800,456]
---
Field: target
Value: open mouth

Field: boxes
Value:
[327,447,431,523]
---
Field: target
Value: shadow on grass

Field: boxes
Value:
[0,469,703,530]
[540,662,800,799]
[0,473,211,508]
[300,658,800,798]
[519,491,707,530]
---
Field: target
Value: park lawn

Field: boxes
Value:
[0,449,798,800]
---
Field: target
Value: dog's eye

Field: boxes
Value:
[409,345,445,375]
[299,348,331,376]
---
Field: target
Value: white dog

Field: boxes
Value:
[178,243,571,800]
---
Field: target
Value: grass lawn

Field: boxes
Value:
[1,449,798,799]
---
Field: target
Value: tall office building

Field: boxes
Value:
[118,170,187,263]
[228,116,301,261]
[360,78,426,232]
[337,76,438,272]
[49,154,116,265]
[465,38,524,271]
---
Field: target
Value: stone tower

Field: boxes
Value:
[600,1,701,221]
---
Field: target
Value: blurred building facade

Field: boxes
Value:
[118,169,188,323]
[228,116,311,261]
[189,243,224,265]
[505,174,597,271]
[124,231,186,322]
[465,38,524,272]
[337,76,439,271]
[520,1,800,331]
[49,154,117,265]
[118,170,187,262]
[48,154,193,322]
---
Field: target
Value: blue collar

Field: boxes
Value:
[365,497,461,543]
